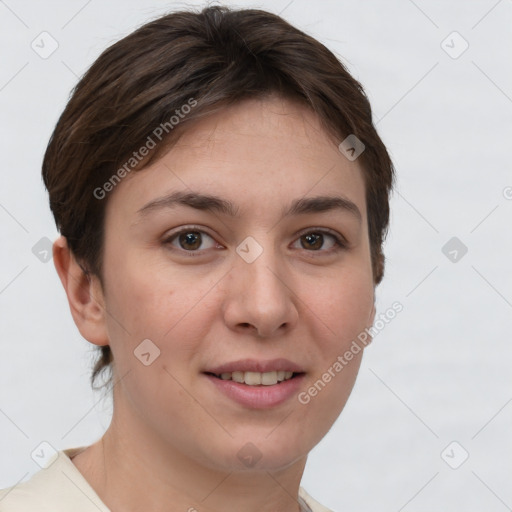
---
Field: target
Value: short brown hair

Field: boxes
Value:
[42,5,395,390]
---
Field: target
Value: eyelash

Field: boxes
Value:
[162,225,348,257]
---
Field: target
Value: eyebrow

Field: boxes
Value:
[136,191,362,223]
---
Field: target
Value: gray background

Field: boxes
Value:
[1,1,511,510]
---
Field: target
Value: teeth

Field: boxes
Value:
[216,370,296,386]
[232,371,244,383]
[261,371,277,385]
[245,371,262,385]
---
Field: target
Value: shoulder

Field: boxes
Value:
[0,448,109,512]
[299,486,336,512]
[0,469,61,512]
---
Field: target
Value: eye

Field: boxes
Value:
[163,226,347,257]
[292,229,347,254]
[163,226,219,255]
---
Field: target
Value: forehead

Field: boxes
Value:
[105,96,367,222]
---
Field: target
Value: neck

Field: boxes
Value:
[71,396,308,512]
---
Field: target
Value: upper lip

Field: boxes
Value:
[205,358,305,375]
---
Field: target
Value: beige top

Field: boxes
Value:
[0,447,333,512]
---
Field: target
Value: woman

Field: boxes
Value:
[0,5,394,511]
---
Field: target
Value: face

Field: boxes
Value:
[97,95,376,471]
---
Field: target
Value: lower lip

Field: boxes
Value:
[204,373,305,409]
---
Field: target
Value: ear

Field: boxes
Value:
[52,236,109,347]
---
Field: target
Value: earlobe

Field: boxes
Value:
[52,236,109,347]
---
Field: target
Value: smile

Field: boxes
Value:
[207,370,297,386]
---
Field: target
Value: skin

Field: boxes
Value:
[53,95,376,512]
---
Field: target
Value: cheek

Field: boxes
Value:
[296,264,373,406]
[103,255,219,367]
[309,267,374,347]
[295,270,372,444]
[103,261,215,417]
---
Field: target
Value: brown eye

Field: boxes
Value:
[164,227,217,253]
[178,231,202,250]
[300,233,324,250]
[293,230,346,253]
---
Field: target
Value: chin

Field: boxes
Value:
[205,430,312,473]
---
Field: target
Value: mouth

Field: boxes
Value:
[204,370,303,386]
[202,358,306,409]
[203,371,306,409]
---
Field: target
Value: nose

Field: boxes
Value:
[221,248,299,338]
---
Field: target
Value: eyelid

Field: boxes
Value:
[294,226,348,245]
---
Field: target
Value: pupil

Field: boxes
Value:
[303,233,322,250]
[180,231,201,250]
